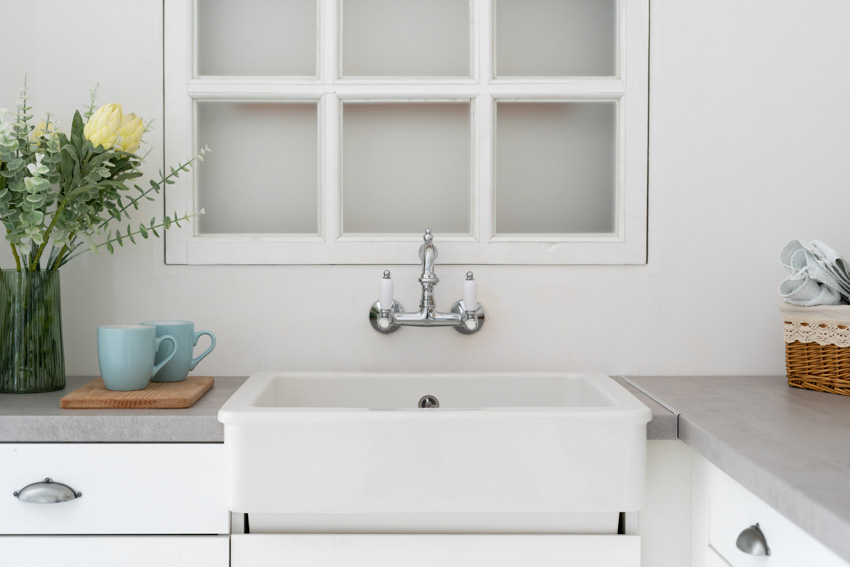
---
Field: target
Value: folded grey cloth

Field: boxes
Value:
[809,240,850,294]
[779,240,849,306]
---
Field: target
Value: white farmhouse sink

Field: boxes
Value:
[218,371,651,534]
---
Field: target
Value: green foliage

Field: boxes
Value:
[0,78,209,271]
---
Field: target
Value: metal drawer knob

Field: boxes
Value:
[13,478,82,503]
[736,523,770,556]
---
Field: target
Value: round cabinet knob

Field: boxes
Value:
[14,478,82,504]
[736,523,770,556]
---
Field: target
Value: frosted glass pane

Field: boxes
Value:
[196,102,318,235]
[342,0,470,77]
[342,103,471,234]
[496,102,616,234]
[496,0,616,77]
[197,0,316,76]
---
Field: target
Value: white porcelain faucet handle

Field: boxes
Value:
[380,270,394,310]
[463,272,477,311]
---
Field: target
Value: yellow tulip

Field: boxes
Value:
[115,113,144,154]
[83,103,123,150]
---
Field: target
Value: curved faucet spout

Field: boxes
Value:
[421,244,437,280]
[419,228,438,282]
[418,229,439,310]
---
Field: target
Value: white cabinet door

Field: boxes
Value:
[692,452,848,567]
[0,535,229,567]
[0,444,227,535]
[708,464,847,567]
[232,533,641,567]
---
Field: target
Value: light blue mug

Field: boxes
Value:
[140,320,216,382]
[97,325,178,391]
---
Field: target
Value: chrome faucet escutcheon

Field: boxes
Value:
[369,229,485,334]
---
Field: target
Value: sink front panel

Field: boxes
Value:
[225,413,647,530]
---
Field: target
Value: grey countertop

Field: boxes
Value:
[0,376,247,442]
[628,375,850,564]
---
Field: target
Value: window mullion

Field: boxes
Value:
[477,94,494,243]
[486,80,627,99]
[320,0,338,83]
[477,0,493,83]
[187,81,326,99]
[323,94,341,242]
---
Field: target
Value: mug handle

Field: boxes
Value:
[189,330,216,371]
[152,335,178,377]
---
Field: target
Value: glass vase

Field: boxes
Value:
[0,271,66,393]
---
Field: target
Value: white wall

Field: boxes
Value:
[3,0,849,377]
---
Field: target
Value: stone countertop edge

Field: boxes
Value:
[628,375,850,564]
[0,376,248,443]
[612,376,677,440]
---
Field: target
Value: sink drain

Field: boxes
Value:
[418,395,440,409]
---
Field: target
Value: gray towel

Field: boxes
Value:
[779,240,849,306]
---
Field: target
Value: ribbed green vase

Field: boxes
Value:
[0,271,65,393]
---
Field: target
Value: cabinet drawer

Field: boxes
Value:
[708,464,846,567]
[232,534,641,567]
[0,444,227,535]
[0,535,229,567]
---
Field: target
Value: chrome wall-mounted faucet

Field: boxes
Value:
[369,229,485,334]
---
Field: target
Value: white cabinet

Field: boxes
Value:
[1,536,228,567]
[691,453,848,567]
[0,444,228,567]
[231,533,641,567]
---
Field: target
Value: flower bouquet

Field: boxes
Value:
[0,79,207,393]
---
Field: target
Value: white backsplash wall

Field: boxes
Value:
[3,0,849,377]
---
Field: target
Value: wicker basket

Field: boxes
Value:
[782,303,850,396]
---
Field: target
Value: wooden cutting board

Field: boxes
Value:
[60,376,214,409]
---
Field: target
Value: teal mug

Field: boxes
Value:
[140,320,216,382]
[97,325,178,391]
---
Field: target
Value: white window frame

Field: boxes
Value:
[164,0,648,265]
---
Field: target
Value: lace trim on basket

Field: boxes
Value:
[784,316,850,347]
